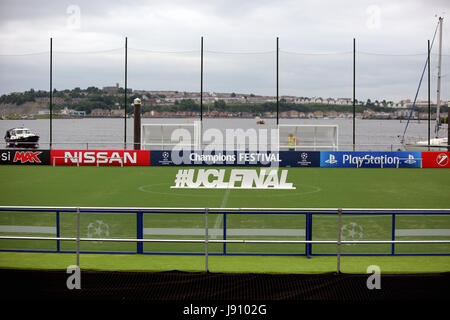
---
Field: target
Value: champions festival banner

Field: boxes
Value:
[149,150,320,167]
[320,151,422,168]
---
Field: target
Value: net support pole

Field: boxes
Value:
[276,37,279,126]
[428,39,431,150]
[76,207,80,267]
[49,37,53,150]
[205,208,209,273]
[352,38,356,151]
[200,36,203,124]
[337,208,342,274]
[124,37,128,150]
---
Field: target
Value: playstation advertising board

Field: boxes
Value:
[320,151,423,168]
[0,149,50,165]
[149,150,320,167]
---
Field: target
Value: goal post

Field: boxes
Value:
[141,122,201,150]
[278,124,338,151]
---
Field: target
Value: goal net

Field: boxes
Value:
[141,122,201,150]
[278,124,338,151]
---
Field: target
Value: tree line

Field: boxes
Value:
[1,87,448,115]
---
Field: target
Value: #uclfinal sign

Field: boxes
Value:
[171,168,295,189]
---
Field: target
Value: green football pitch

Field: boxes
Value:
[0,165,449,273]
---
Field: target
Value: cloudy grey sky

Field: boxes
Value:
[0,0,448,101]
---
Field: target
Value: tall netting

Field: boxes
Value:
[0,51,50,148]
[52,47,125,149]
[279,50,353,103]
[202,49,277,150]
[1,38,448,151]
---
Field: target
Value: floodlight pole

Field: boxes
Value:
[124,37,128,150]
[352,38,356,151]
[49,37,53,149]
[276,37,279,126]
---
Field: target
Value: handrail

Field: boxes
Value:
[0,206,449,213]
[0,206,449,273]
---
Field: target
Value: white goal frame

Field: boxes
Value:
[278,124,338,151]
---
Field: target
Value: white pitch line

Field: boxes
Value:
[0,226,56,234]
[395,229,450,237]
[212,189,231,239]
[144,228,305,237]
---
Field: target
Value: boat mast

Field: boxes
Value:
[435,17,443,138]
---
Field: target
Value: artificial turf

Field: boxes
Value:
[0,166,449,273]
[0,166,448,208]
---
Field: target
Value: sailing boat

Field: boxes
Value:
[404,17,448,151]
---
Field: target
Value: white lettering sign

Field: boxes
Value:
[171,169,295,189]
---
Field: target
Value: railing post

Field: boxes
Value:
[76,207,80,267]
[56,211,60,252]
[391,213,396,255]
[137,211,143,254]
[205,208,209,273]
[337,208,342,274]
[305,213,312,258]
[223,213,227,255]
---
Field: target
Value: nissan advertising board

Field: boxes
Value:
[51,150,150,166]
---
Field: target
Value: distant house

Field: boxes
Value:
[288,110,299,118]
[312,97,323,104]
[91,108,111,117]
[337,98,352,105]
[111,109,125,117]
[313,111,324,118]
[326,98,336,105]
[143,110,159,118]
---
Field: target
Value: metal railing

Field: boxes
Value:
[1,206,449,272]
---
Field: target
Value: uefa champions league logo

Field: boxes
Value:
[87,220,110,239]
[341,222,363,246]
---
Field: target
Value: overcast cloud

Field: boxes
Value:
[0,0,448,101]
